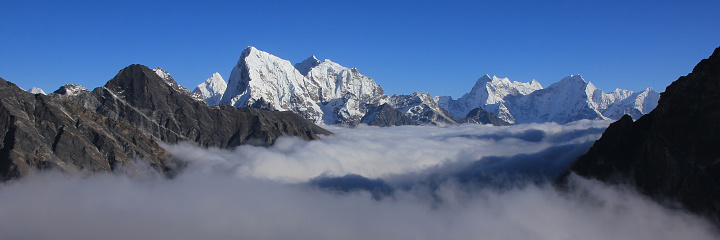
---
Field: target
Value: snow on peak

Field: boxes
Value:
[307,58,386,104]
[193,72,227,106]
[152,67,203,101]
[390,92,457,125]
[216,46,391,125]
[28,87,45,95]
[153,68,174,85]
[53,84,89,96]
[295,56,321,75]
[220,46,325,122]
[439,74,543,121]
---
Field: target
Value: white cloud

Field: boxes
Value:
[167,120,611,183]
[0,120,717,239]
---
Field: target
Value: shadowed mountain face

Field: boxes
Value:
[569,47,720,223]
[0,77,170,180]
[60,64,332,148]
[461,107,511,126]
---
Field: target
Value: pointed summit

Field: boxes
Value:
[295,55,321,75]
[193,72,227,106]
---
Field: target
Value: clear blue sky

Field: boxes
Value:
[1,0,719,98]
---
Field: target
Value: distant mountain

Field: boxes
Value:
[437,75,543,123]
[360,103,417,127]
[461,107,511,126]
[388,92,459,125]
[200,47,657,126]
[0,76,171,180]
[438,75,659,124]
[27,87,45,94]
[568,46,720,224]
[213,47,513,126]
[58,64,331,148]
[193,72,227,106]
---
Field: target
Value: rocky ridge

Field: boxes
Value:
[568,46,720,224]
[0,76,171,180]
[58,64,331,148]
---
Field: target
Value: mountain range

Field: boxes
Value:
[1,64,330,179]
[184,47,659,126]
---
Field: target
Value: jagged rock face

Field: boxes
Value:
[360,103,417,127]
[153,68,205,102]
[569,46,720,223]
[63,64,331,148]
[389,92,458,125]
[192,72,227,106]
[461,107,510,126]
[0,77,170,180]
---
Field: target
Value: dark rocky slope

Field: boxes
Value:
[59,64,331,148]
[568,46,720,223]
[0,77,171,180]
[361,104,418,127]
[461,107,511,126]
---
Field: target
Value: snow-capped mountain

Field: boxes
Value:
[389,92,458,125]
[220,47,325,122]
[193,72,227,106]
[440,74,659,124]
[306,58,388,125]
[219,46,387,125]
[294,56,321,76]
[601,88,659,119]
[28,87,45,94]
[436,75,543,123]
[53,84,90,96]
[211,47,657,126]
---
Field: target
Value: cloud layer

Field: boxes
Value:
[1,121,718,239]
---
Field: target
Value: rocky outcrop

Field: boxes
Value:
[0,76,171,180]
[460,107,511,126]
[389,93,459,125]
[60,64,331,148]
[568,46,720,223]
[360,104,417,127]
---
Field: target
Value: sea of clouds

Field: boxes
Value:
[0,120,717,239]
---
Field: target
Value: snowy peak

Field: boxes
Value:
[307,58,385,103]
[220,46,324,122]
[28,87,45,94]
[295,55,321,75]
[53,84,89,96]
[440,74,543,121]
[193,72,227,106]
[441,74,659,124]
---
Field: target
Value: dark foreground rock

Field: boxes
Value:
[59,64,332,148]
[0,77,171,180]
[567,46,720,224]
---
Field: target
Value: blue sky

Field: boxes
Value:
[1,0,718,98]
